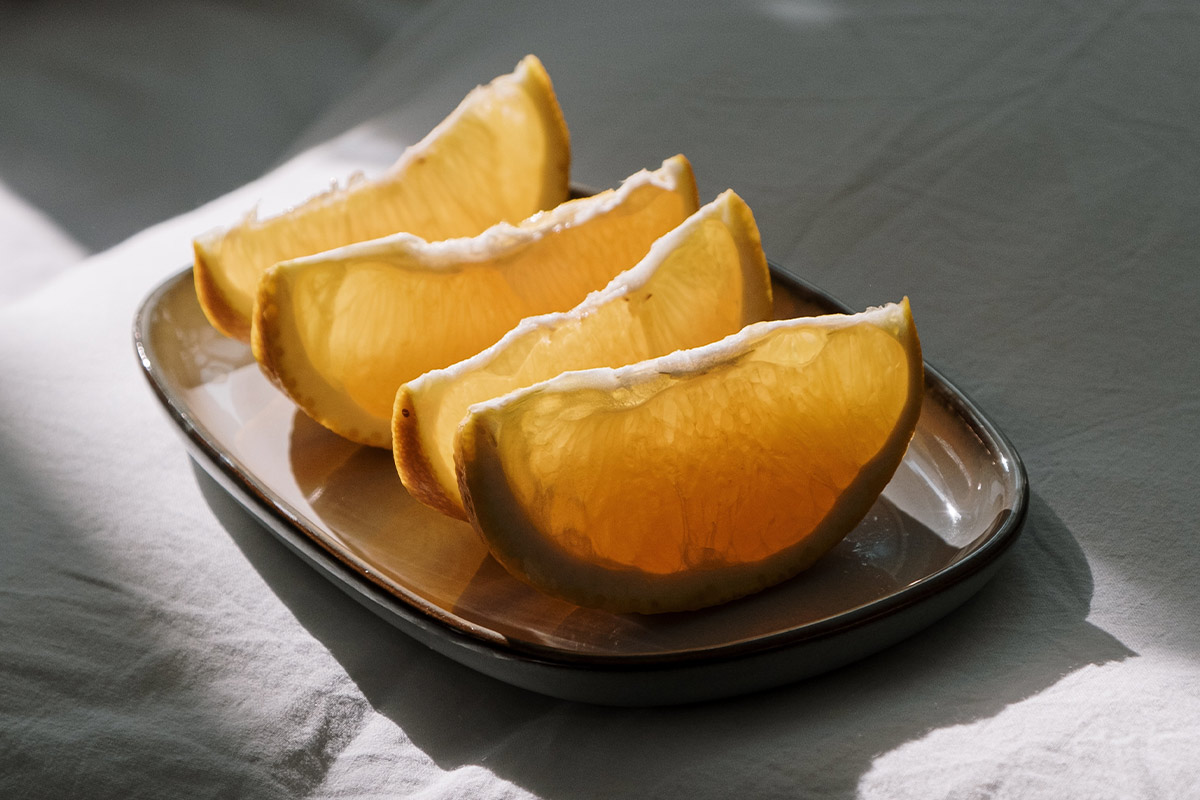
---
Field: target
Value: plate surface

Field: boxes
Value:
[134,265,1027,706]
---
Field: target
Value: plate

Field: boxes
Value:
[134,265,1027,706]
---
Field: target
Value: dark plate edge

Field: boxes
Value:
[132,264,1029,676]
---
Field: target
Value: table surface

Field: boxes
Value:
[2,2,1198,798]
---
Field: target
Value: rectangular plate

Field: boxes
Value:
[134,265,1027,706]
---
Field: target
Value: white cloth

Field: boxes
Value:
[0,182,86,306]
[3,2,1199,798]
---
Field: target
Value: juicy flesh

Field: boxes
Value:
[485,321,910,574]
[406,196,769,514]
[262,165,695,443]
[196,55,568,338]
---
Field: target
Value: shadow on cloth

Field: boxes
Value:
[196,462,1132,798]
[0,435,317,799]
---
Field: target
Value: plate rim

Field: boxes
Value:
[133,264,1029,673]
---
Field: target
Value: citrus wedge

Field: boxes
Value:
[252,155,700,447]
[194,55,570,340]
[456,300,923,614]
[396,189,772,519]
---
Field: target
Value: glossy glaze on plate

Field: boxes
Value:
[134,265,1027,705]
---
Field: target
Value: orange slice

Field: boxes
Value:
[194,55,570,340]
[395,189,772,519]
[456,300,923,614]
[252,155,699,447]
